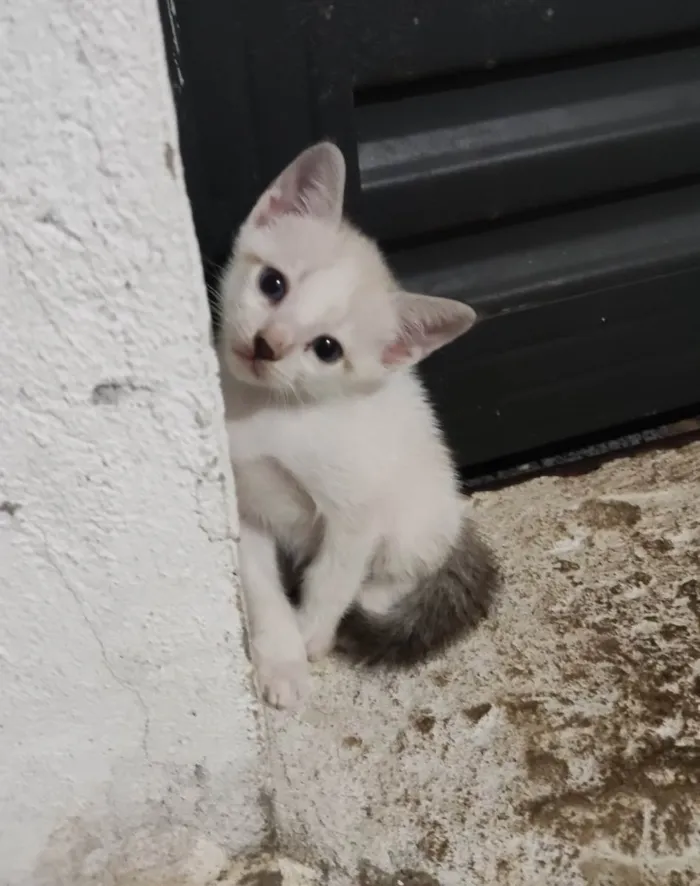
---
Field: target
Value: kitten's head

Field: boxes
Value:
[218,142,477,398]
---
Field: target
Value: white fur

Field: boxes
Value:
[217,143,477,709]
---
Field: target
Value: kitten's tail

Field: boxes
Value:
[337,519,500,667]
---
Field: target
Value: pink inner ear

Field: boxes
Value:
[382,338,412,366]
[268,194,289,215]
[254,193,293,228]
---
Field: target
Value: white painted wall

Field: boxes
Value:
[0,1,268,883]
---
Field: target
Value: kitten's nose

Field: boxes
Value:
[252,333,277,362]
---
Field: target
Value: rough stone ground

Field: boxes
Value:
[264,438,700,886]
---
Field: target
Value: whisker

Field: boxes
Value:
[206,285,224,322]
[202,255,227,275]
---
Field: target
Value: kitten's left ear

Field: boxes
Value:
[251,142,346,228]
[382,293,477,368]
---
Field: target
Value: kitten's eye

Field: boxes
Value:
[258,266,287,302]
[311,336,343,363]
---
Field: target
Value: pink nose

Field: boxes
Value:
[252,326,291,362]
[252,333,277,361]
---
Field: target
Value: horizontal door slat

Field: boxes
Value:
[358,49,700,240]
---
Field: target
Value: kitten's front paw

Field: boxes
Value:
[251,634,310,710]
[255,656,310,710]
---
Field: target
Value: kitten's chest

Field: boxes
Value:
[224,393,320,545]
[224,403,319,514]
[222,376,345,468]
[233,454,316,533]
[225,403,308,465]
[222,379,387,511]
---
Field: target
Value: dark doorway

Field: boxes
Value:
[158,0,700,474]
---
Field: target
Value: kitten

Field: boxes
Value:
[217,142,499,709]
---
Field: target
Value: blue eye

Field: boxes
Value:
[258,266,287,302]
[312,336,343,363]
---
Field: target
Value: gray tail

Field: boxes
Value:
[336,519,500,667]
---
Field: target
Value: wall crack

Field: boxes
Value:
[35,527,155,766]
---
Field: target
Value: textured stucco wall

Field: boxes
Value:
[0,1,268,883]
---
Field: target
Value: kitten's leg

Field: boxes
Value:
[297,519,374,661]
[239,520,309,709]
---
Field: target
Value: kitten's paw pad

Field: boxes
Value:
[256,658,310,710]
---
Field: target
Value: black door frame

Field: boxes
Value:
[158,0,700,473]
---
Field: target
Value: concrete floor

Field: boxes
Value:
[263,438,700,886]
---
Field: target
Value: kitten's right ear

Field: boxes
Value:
[382,293,477,368]
[250,142,346,229]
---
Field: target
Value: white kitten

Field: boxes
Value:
[218,142,499,709]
